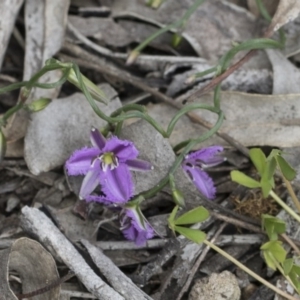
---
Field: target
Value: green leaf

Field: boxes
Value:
[262,250,277,270]
[168,205,179,230]
[262,214,286,241]
[289,271,300,291]
[292,264,300,275]
[276,156,296,181]
[283,258,294,275]
[249,148,266,176]
[260,179,272,198]
[231,171,261,188]
[174,206,209,225]
[264,157,277,182]
[267,149,281,160]
[261,241,286,264]
[174,226,206,244]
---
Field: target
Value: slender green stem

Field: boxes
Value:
[167,104,218,136]
[114,121,124,137]
[131,0,205,54]
[73,64,168,136]
[269,190,300,224]
[0,81,27,94]
[173,140,191,153]
[213,85,221,110]
[255,0,285,46]
[141,111,224,199]
[34,69,70,89]
[110,104,147,117]
[204,239,299,300]
[218,38,282,73]
[0,103,24,127]
[193,67,217,80]
[26,63,65,88]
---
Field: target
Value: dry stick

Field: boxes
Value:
[209,210,261,233]
[282,176,300,213]
[176,222,227,300]
[211,210,300,250]
[281,233,300,256]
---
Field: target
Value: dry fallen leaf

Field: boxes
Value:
[269,0,300,33]
[0,0,24,70]
[0,237,60,300]
[68,16,132,47]
[4,0,70,144]
[266,49,300,94]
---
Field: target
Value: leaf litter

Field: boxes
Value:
[1,1,300,299]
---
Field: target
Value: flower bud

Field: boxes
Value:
[126,50,140,65]
[67,69,108,104]
[185,75,196,85]
[147,0,163,8]
[172,189,185,207]
[0,129,7,163]
[27,98,51,112]
[172,33,182,47]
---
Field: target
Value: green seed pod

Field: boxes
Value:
[27,98,51,112]
[67,68,108,104]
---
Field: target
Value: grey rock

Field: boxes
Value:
[24,84,122,175]
[189,271,241,300]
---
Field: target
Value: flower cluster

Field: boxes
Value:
[66,128,224,245]
[182,146,225,199]
[65,127,154,245]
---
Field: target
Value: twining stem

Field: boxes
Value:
[282,177,300,213]
[204,239,299,300]
[128,0,205,61]
[269,190,300,224]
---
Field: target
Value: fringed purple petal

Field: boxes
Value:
[79,165,100,199]
[126,159,153,171]
[103,137,138,162]
[100,163,133,203]
[90,127,106,150]
[121,207,155,246]
[183,165,216,199]
[65,147,99,175]
[186,146,224,167]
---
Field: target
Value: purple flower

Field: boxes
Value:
[120,205,155,246]
[182,146,225,199]
[65,128,152,204]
